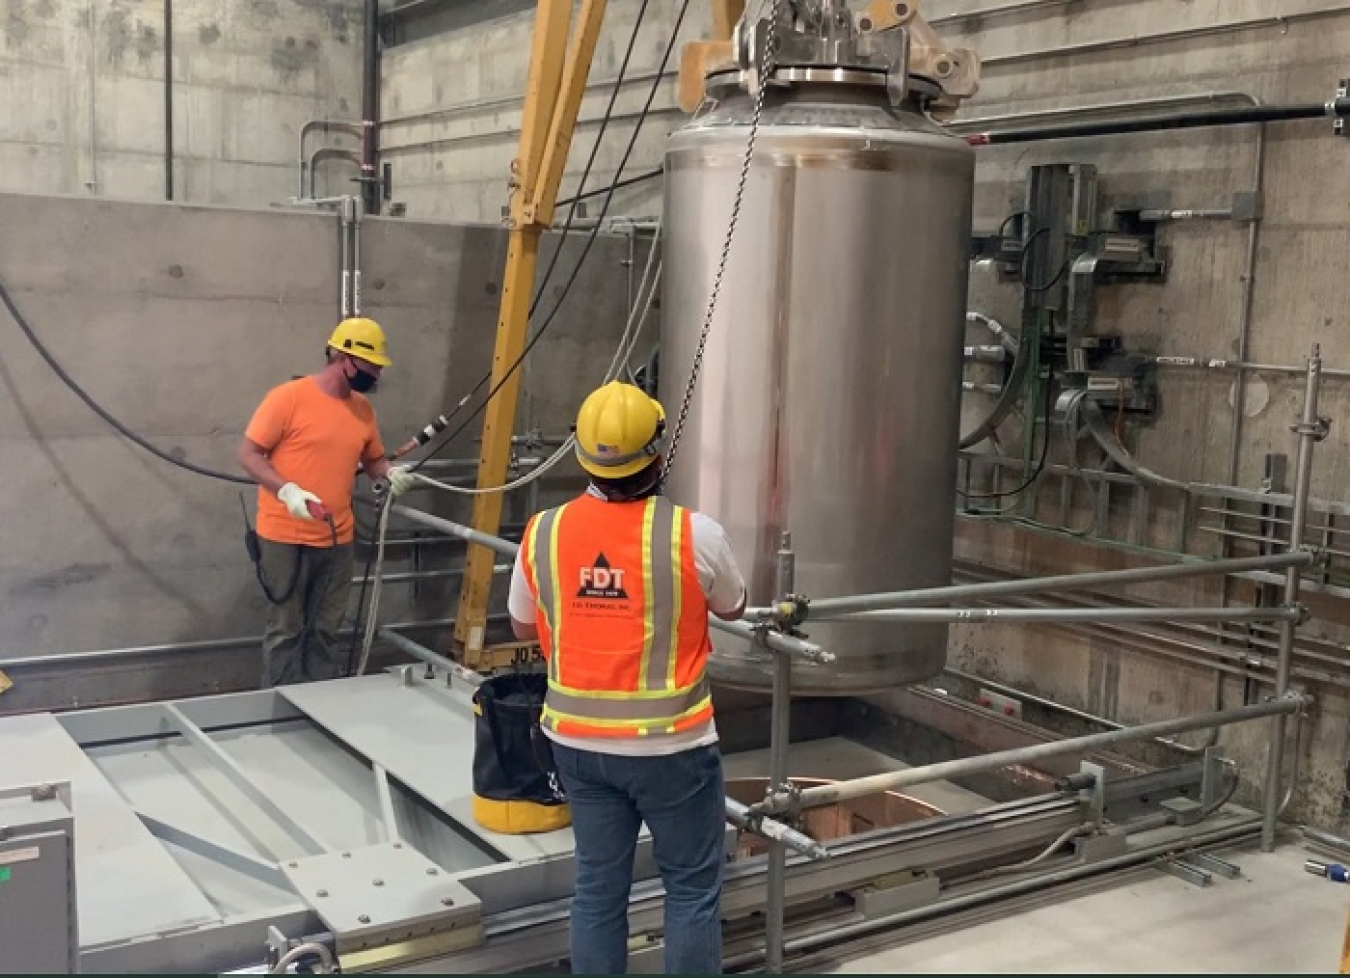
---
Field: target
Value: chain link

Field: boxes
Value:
[663,0,783,478]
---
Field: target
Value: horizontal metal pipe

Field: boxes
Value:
[773,698,1300,815]
[352,564,510,586]
[942,667,1205,757]
[378,627,486,688]
[1138,208,1233,222]
[710,617,833,665]
[1304,827,1350,856]
[950,92,1267,135]
[833,606,1301,625]
[966,99,1350,146]
[391,504,521,557]
[929,0,1080,27]
[1153,356,1350,380]
[794,551,1314,619]
[725,818,1262,969]
[0,616,481,671]
[725,799,829,861]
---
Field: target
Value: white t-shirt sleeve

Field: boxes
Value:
[690,513,747,616]
[507,550,537,623]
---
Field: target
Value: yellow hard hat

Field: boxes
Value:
[574,382,667,479]
[328,317,391,367]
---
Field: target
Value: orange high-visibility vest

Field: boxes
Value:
[521,493,714,739]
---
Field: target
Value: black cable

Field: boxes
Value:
[997,209,1030,239]
[555,167,664,208]
[958,362,1056,501]
[411,0,690,472]
[404,0,655,470]
[0,272,252,484]
[1019,226,1072,294]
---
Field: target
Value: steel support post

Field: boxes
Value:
[1262,345,1325,850]
[454,0,603,657]
[763,532,794,974]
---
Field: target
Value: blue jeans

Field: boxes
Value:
[551,742,726,975]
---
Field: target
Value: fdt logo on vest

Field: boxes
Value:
[577,554,629,599]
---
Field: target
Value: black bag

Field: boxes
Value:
[471,671,571,834]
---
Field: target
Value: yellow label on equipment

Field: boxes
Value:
[0,670,11,695]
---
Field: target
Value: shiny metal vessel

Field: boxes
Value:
[661,77,975,695]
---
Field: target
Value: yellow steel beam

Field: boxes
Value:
[529,0,610,228]
[512,0,572,218]
[712,0,746,41]
[454,0,609,656]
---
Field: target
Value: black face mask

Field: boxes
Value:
[345,359,379,394]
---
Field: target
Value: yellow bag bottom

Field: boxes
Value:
[472,795,572,834]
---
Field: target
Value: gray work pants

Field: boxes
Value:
[258,539,355,687]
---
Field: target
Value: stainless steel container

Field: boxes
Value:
[661,78,975,695]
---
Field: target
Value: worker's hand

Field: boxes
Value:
[277,482,323,520]
[387,465,419,497]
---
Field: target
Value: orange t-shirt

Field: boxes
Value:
[244,377,385,546]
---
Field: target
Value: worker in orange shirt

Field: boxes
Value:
[509,382,748,974]
[238,317,416,686]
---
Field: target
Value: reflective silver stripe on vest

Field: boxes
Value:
[643,497,677,691]
[531,507,562,683]
[544,675,711,722]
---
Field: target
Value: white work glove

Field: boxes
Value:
[387,465,419,497]
[277,482,322,520]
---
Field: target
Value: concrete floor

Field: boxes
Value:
[815,840,1347,974]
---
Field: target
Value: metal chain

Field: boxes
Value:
[663,0,783,477]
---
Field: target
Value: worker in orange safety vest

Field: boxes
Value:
[508,381,748,974]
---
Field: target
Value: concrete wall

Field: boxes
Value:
[0,190,630,710]
[1,0,364,205]
[945,0,1350,830]
[380,0,696,222]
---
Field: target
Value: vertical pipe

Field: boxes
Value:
[86,0,98,194]
[339,199,351,319]
[361,0,382,216]
[163,0,174,201]
[764,531,794,974]
[1262,346,1322,850]
[352,197,364,317]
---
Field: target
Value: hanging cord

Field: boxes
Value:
[0,271,251,484]
[355,493,392,677]
[239,493,303,604]
[406,221,663,498]
[352,225,665,672]
[663,0,782,478]
[406,0,673,473]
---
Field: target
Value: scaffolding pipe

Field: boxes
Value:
[0,615,487,671]
[388,504,827,662]
[782,551,1314,620]
[722,817,1263,970]
[1263,349,1324,850]
[710,617,832,664]
[378,627,486,688]
[757,696,1302,816]
[391,504,521,557]
[942,667,1206,757]
[764,533,795,974]
[724,799,828,861]
[831,606,1300,625]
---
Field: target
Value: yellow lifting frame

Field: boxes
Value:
[454,0,610,656]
